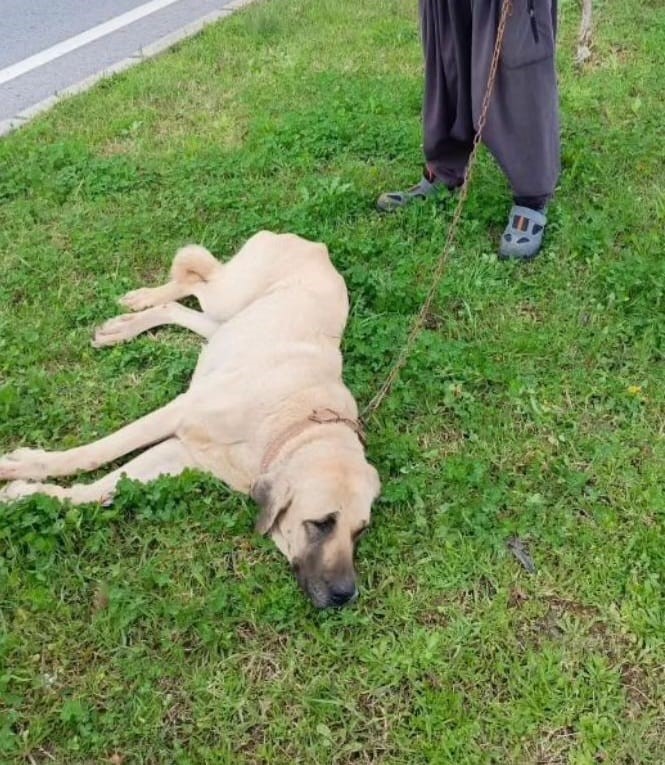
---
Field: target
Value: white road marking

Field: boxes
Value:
[0,6,237,137]
[0,0,184,86]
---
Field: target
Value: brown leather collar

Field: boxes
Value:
[259,408,366,474]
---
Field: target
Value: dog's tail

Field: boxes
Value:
[170,245,222,285]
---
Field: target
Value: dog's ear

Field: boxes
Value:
[251,473,293,535]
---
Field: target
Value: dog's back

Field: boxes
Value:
[189,231,349,382]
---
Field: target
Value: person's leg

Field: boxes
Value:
[377,0,474,212]
[422,0,474,188]
[472,0,560,258]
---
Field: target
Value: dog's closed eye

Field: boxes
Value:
[305,514,337,540]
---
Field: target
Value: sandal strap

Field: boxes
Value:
[509,205,547,232]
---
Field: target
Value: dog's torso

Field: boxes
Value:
[175,232,357,491]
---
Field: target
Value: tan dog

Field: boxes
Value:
[0,232,381,608]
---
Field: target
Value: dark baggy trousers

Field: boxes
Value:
[421,0,560,207]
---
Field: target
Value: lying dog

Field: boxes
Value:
[0,232,381,608]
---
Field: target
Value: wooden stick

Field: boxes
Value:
[576,0,593,65]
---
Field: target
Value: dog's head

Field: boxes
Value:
[251,455,380,608]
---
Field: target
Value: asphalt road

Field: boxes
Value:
[0,0,237,127]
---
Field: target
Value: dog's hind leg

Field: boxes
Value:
[120,245,222,312]
[0,396,186,482]
[92,303,220,348]
[0,438,196,506]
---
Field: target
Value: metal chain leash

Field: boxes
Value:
[362,0,513,421]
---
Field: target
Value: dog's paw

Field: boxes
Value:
[0,480,67,503]
[0,479,41,503]
[119,288,157,312]
[92,314,138,348]
[0,448,52,481]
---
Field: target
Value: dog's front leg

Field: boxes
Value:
[0,396,187,482]
[0,438,196,505]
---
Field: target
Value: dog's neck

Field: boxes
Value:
[258,409,365,474]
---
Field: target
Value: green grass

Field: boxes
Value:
[1,0,663,762]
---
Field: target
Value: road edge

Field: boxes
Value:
[0,0,257,138]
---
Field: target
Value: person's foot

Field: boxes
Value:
[498,205,547,261]
[376,166,454,212]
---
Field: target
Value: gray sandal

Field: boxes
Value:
[499,205,547,260]
[376,169,451,213]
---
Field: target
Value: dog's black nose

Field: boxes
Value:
[328,581,358,607]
